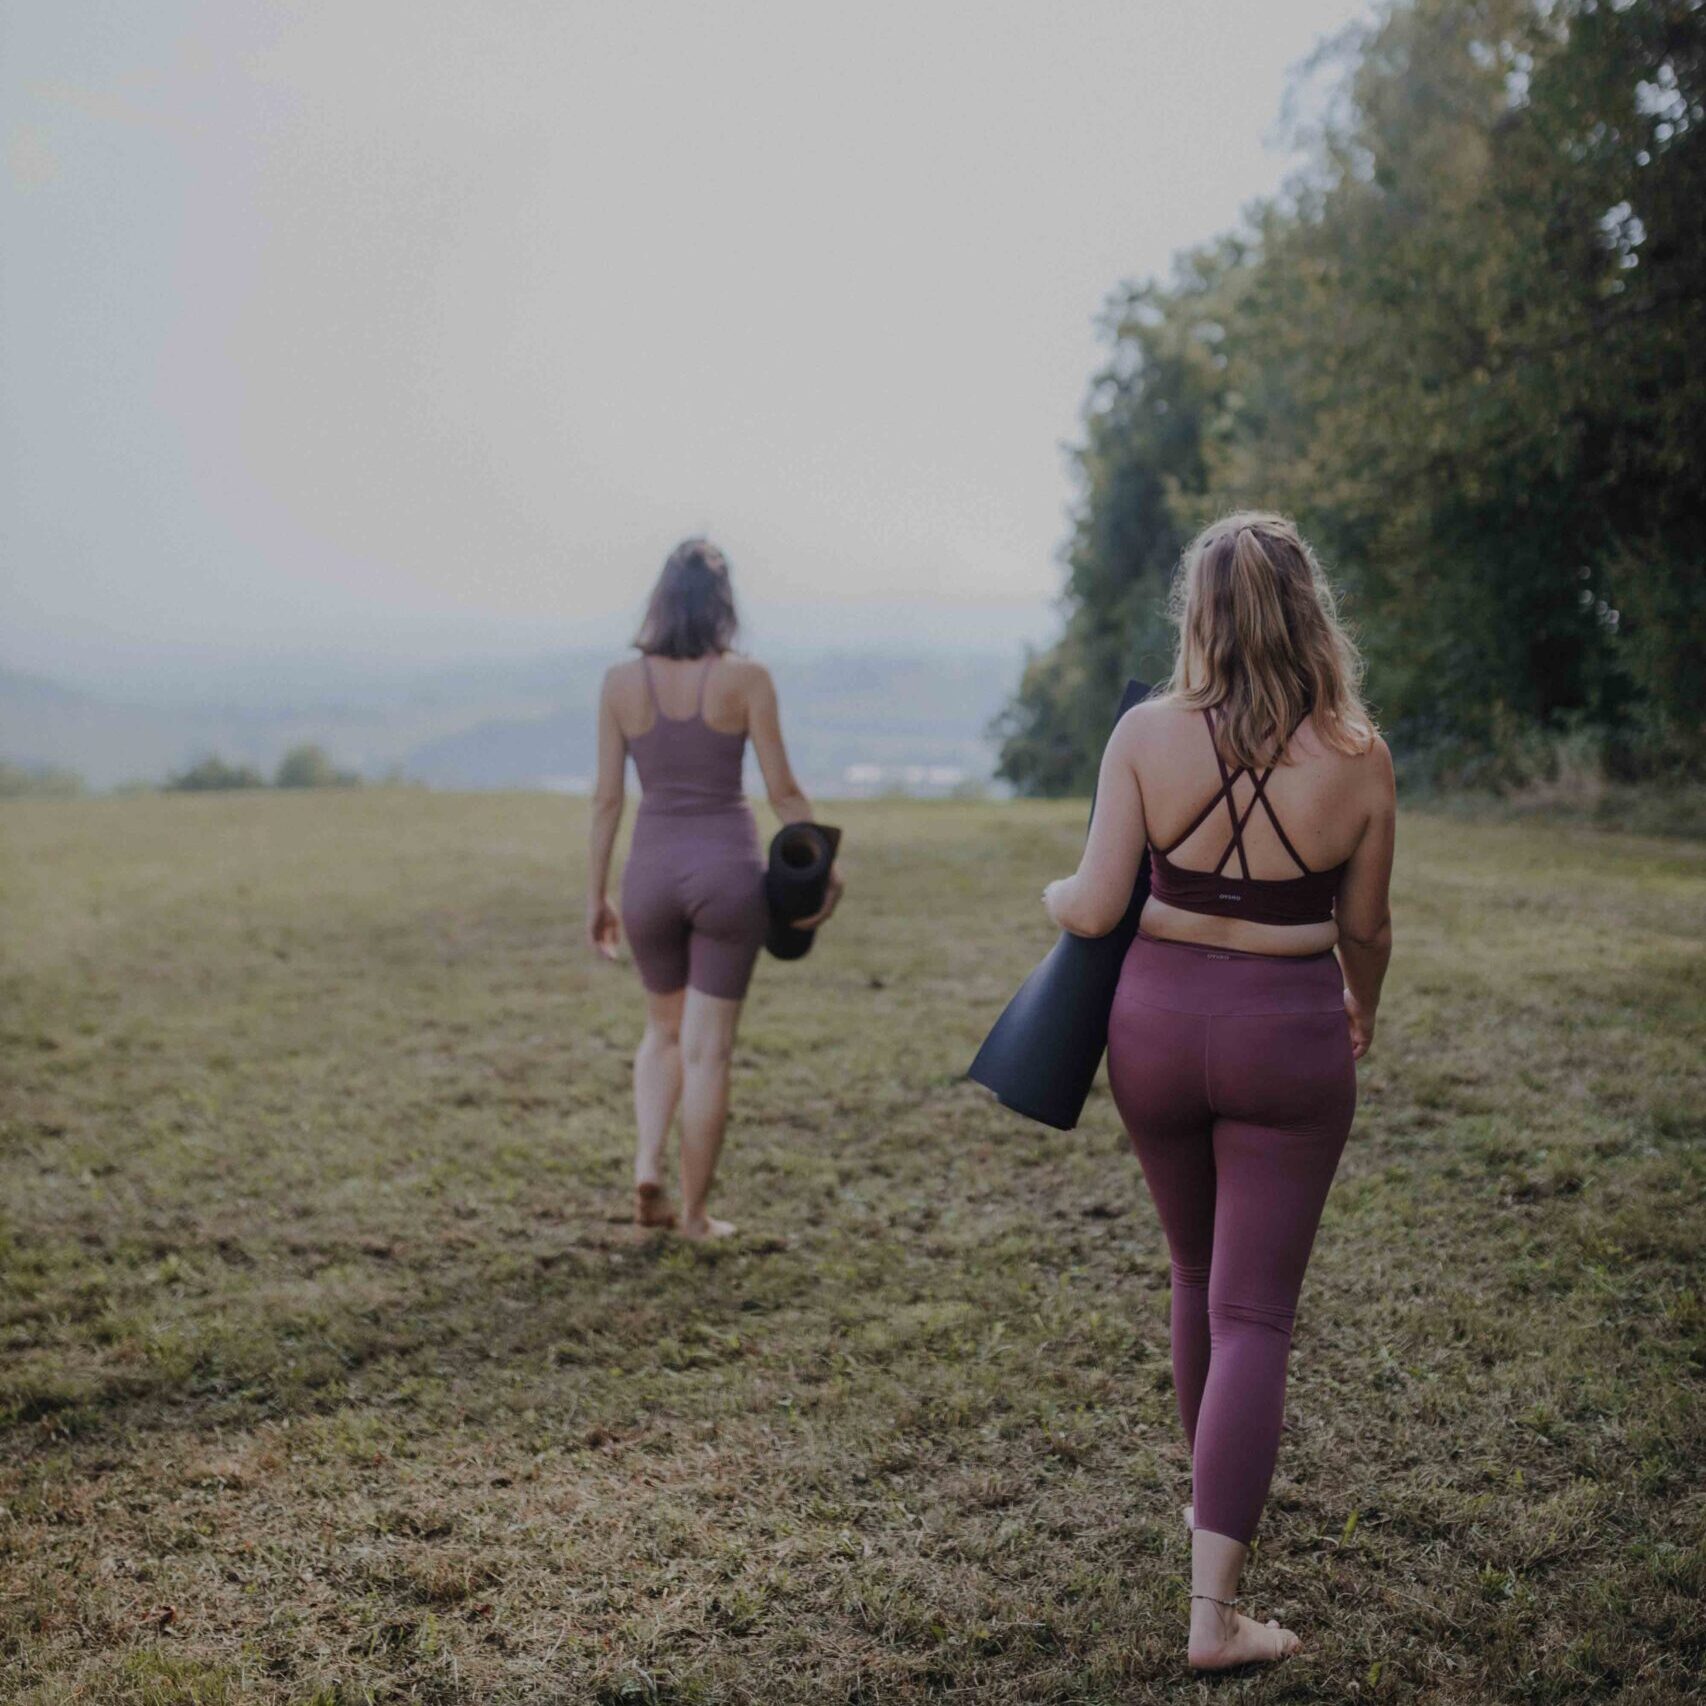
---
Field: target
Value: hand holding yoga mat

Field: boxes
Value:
[967,679,1152,1130]
[764,822,842,960]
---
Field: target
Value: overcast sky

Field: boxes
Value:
[2,1,1372,681]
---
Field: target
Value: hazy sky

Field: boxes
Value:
[2,1,1372,679]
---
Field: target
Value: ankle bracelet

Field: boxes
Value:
[1191,1593,1240,1609]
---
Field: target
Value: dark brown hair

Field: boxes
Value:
[632,538,740,659]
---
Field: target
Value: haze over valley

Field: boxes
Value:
[0,630,1033,797]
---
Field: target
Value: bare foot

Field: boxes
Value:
[634,1182,676,1229]
[1188,1602,1301,1671]
[678,1214,736,1241]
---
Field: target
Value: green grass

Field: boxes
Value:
[2,791,1702,1704]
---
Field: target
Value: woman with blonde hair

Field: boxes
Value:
[586,538,843,1239]
[1043,512,1395,1670]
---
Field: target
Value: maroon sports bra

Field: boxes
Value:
[1148,710,1346,927]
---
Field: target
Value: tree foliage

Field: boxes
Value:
[274,745,360,789]
[163,748,362,791]
[999,0,1705,794]
[166,755,266,792]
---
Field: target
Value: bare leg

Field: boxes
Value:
[678,987,742,1239]
[634,987,684,1225]
[1188,1528,1300,1671]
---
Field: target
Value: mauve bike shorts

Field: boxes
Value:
[620,809,767,1000]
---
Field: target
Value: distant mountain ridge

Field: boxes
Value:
[0,649,1024,795]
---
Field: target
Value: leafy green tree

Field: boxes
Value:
[994,252,1236,793]
[1000,0,1705,792]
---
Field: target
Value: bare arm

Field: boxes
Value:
[746,663,813,826]
[586,674,627,959]
[1335,738,1396,1059]
[746,662,843,927]
[1044,711,1147,938]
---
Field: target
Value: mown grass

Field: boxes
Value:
[1,792,1702,1704]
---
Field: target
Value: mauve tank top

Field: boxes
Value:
[1148,709,1346,927]
[627,655,750,818]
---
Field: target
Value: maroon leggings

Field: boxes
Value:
[1107,933,1355,1545]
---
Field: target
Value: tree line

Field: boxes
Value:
[997,0,1703,796]
[0,746,366,798]
[166,745,363,792]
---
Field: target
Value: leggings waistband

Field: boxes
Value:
[1133,929,1336,965]
[1118,930,1344,1016]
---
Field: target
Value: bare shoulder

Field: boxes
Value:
[1363,732,1396,797]
[723,654,775,698]
[1297,716,1389,769]
[602,656,642,698]
[1340,731,1395,815]
[599,658,648,739]
[1112,696,1191,754]
[1352,730,1395,782]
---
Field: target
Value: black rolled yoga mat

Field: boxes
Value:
[966,678,1152,1130]
[764,821,843,960]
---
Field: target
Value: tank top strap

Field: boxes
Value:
[696,653,715,716]
[640,655,663,714]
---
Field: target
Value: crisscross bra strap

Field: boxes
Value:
[1251,770,1311,874]
[1207,722,1257,878]
[1157,709,1312,877]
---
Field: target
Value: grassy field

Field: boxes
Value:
[1,792,1702,1705]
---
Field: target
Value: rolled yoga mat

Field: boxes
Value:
[764,821,843,960]
[966,678,1152,1130]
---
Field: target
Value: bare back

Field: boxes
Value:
[1129,701,1393,956]
[605,653,757,742]
[594,652,807,817]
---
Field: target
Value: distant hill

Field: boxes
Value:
[0,668,210,788]
[0,650,1022,795]
[0,660,572,790]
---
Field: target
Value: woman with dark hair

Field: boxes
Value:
[587,539,843,1239]
[1041,513,1396,1670]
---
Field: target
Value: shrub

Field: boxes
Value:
[165,756,266,792]
[274,745,361,789]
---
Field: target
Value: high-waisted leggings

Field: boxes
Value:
[1106,932,1355,1545]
